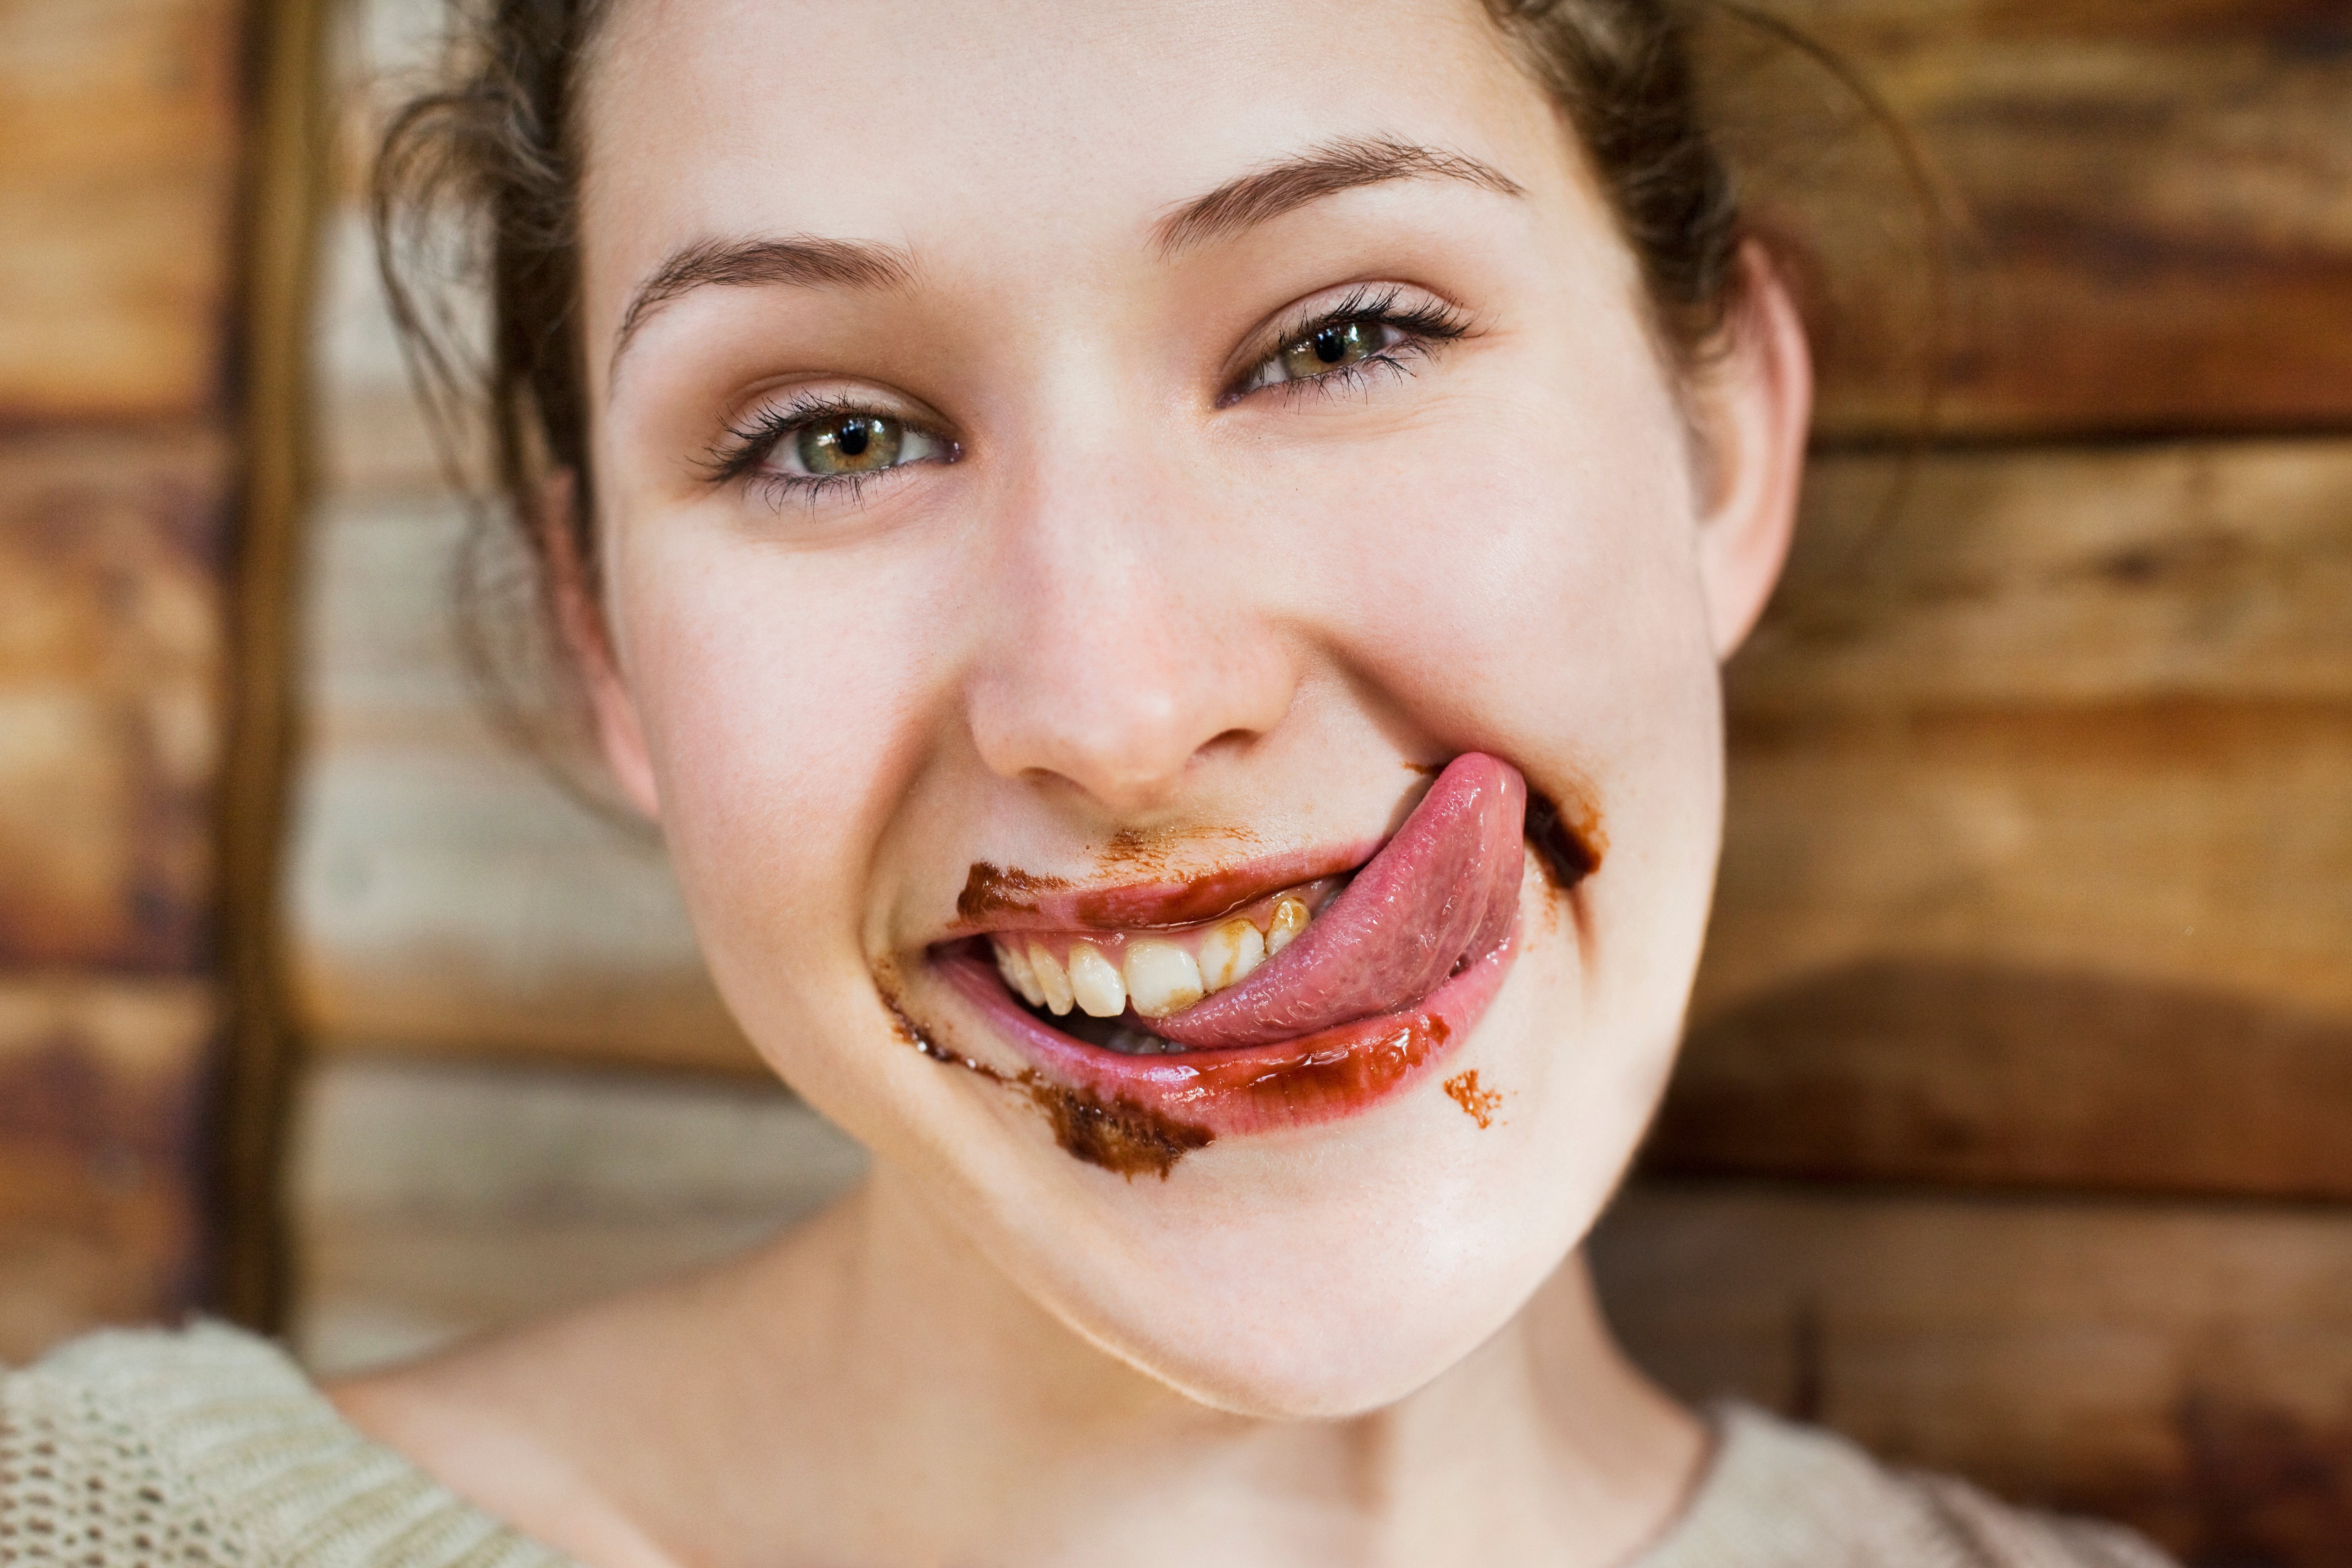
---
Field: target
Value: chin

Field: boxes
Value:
[972,945,1651,1422]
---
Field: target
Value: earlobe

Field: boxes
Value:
[1693,242,1814,661]
[539,472,663,820]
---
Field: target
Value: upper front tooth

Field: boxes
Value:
[1196,918,1264,993]
[994,940,1047,1008]
[1027,941,1075,1015]
[1124,940,1204,1018]
[1067,941,1127,1017]
[1266,896,1310,956]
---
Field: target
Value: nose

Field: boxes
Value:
[962,445,1298,817]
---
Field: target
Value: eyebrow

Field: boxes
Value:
[610,234,915,370]
[606,138,1517,375]
[1152,135,1525,255]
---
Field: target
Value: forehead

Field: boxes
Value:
[577,0,1570,324]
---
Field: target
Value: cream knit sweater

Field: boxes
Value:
[3,1324,2173,1567]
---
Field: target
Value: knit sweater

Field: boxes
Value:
[3,1324,2174,1567]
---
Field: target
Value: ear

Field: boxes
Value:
[1690,240,1813,660]
[540,471,663,820]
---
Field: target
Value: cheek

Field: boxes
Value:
[609,526,952,988]
[1265,361,1720,765]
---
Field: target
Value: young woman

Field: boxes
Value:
[4,2,2175,1563]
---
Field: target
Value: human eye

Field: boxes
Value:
[1227,286,1473,404]
[702,392,958,508]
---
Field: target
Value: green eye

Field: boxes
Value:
[794,413,907,476]
[1277,318,1387,382]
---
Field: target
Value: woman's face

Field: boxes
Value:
[574,0,1803,1416]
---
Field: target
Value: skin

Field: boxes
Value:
[330,1,1814,1565]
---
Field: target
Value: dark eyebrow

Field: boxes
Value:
[609,234,915,371]
[1153,135,1525,255]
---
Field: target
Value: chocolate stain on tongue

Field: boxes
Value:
[880,986,1212,1180]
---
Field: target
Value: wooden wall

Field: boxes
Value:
[0,0,260,1363]
[1596,8,2352,1566]
[277,3,2352,1565]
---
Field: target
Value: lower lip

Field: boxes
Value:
[933,936,1516,1145]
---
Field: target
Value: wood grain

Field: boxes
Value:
[1739,441,2352,712]
[1591,1182,2352,1568]
[289,1057,866,1373]
[0,0,244,420]
[1683,701,2352,1197]
[1671,438,2352,1199]
[0,975,216,1364]
[1702,701,2352,1026]
[286,488,757,1072]
[1654,960,2352,1199]
[1720,1,2352,439]
[0,428,229,972]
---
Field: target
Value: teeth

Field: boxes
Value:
[993,889,1319,1023]
[993,941,1046,1008]
[1266,896,1310,957]
[1027,941,1075,1015]
[1066,941,1127,1018]
[1124,940,1205,1018]
[1196,918,1264,992]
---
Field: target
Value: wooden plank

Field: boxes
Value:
[1738,441,2352,712]
[0,0,244,420]
[309,208,471,500]
[289,1057,865,1373]
[0,428,228,971]
[286,742,757,1073]
[1589,1183,2352,1568]
[0,975,216,1365]
[1666,438,2352,1197]
[1704,703,2352,1026]
[1718,1,2352,439]
[1656,959,2352,1199]
[286,487,757,1072]
[1676,703,2352,1197]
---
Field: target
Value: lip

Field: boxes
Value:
[904,755,1550,1171]
[952,841,1379,933]
[929,924,1515,1147]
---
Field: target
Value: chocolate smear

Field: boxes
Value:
[882,984,1212,1179]
[1525,787,1606,892]
[956,861,1069,921]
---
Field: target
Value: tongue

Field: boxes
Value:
[1148,753,1526,1051]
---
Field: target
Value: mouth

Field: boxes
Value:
[917,753,1535,1169]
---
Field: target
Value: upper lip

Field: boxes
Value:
[941,840,1375,938]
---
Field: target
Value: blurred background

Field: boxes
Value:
[3,0,2349,1561]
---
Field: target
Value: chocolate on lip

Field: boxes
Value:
[905,754,1540,1167]
[953,843,1375,934]
[951,753,1530,1056]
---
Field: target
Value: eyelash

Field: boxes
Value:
[700,287,1473,506]
[1223,285,1474,407]
[700,392,939,511]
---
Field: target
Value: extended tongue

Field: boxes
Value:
[1146,753,1526,1051]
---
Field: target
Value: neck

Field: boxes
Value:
[717,1165,1706,1568]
